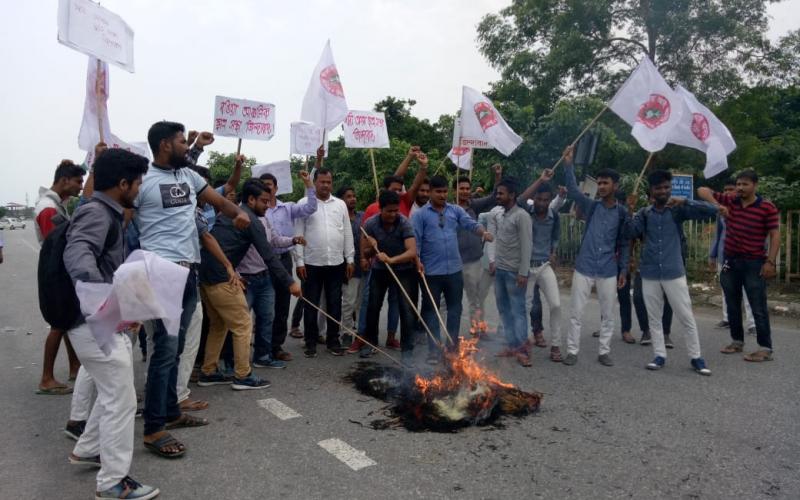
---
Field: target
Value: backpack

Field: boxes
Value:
[37,200,120,330]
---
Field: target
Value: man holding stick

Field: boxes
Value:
[361,191,419,363]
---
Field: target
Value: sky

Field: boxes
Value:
[0,0,797,206]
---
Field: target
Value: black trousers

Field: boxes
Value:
[303,263,346,350]
[270,252,294,355]
[365,268,418,352]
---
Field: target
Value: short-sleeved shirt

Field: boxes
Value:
[364,214,415,271]
[713,192,779,260]
[134,164,208,263]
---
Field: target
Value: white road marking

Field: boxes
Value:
[256,398,301,420]
[317,438,376,471]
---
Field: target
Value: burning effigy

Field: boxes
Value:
[347,338,542,432]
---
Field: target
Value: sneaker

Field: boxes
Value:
[621,331,636,344]
[197,371,233,387]
[562,353,578,366]
[597,354,614,366]
[304,349,317,358]
[691,357,712,375]
[231,373,271,391]
[347,338,365,354]
[646,356,666,370]
[664,334,674,349]
[715,320,730,329]
[69,453,101,467]
[96,476,159,500]
[358,346,376,359]
[253,357,287,369]
[746,327,756,336]
[386,337,401,350]
[640,331,652,345]
[327,346,345,356]
[64,420,86,441]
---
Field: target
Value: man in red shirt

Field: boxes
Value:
[35,160,86,394]
[697,170,780,362]
[362,147,429,221]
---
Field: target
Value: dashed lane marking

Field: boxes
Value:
[317,438,377,471]
[256,398,302,420]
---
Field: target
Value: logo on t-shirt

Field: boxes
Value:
[159,183,192,209]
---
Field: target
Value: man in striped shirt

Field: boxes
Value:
[697,170,780,362]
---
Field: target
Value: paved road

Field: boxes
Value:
[1,225,798,499]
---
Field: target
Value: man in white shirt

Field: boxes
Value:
[293,168,355,357]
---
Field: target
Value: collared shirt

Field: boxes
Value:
[201,185,226,231]
[412,202,481,276]
[364,214,415,271]
[527,207,560,263]
[565,164,629,278]
[293,195,354,267]
[486,204,532,276]
[714,192,779,260]
[625,201,718,280]
[266,187,317,254]
[134,164,208,263]
[236,216,295,275]
[200,204,293,289]
[64,192,124,284]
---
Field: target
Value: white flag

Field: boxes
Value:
[300,40,348,132]
[668,85,736,178]
[78,56,112,151]
[608,57,683,152]
[448,147,473,170]
[459,86,522,156]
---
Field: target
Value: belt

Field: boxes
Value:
[240,270,268,278]
[176,261,199,270]
[531,259,549,267]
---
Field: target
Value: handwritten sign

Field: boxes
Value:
[252,161,293,196]
[57,0,135,72]
[343,110,390,149]
[213,96,276,141]
[85,137,150,168]
[672,174,694,200]
[290,121,327,156]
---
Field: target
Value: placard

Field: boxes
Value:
[672,174,694,200]
[252,161,293,196]
[57,0,135,72]
[342,110,390,148]
[290,121,327,156]
[214,96,275,141]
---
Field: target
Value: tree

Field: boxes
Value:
[205,151,257,188]
[477,0,792,111]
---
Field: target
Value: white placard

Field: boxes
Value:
[252,161,293,196]
[57,0,135,72]
[290,121,327,156]
[343,110,390,149]
[214,96,275,141]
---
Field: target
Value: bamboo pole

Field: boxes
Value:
[369,148,380,202]
[632,152,656,196]
[235,138,242,156]
[95,59,105,143]
[418,271,453,346]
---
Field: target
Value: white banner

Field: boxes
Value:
[84,137,150,168]
[452,116,492,150]
[342,110,390,148]
[78,56,111,151]
[290,121,327,156]
[448,147,473,170]
[460,86,523,156]
[213,96,275,141]
[57,0,135,72]
[252,161,293,195]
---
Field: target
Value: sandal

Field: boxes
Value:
[533,333,547,348]
[743,350,773,362]
[550,347,563,362]
[179,399,209,412]
[36,385,73,395]
[720,342,744,354]
[144,433,185,459]
[165,414,209,430]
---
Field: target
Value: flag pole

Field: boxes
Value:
[236,138,242,156]
[550,105,608,171]
[632,152,655,196]
[303,155,309,173]
[369,148,380,202]
[95,59,105,143]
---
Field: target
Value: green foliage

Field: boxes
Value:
[205,151,257,188]
[0,207,6,218]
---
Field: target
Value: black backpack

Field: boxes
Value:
[37,201,120,330]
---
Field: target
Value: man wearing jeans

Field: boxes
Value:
[625,170,716,375]
[562,146,629,367]
[412,175,491,364]
[698,170,780,362]
[486,178,532,366]
[136,121,248,457]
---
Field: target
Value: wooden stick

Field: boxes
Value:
[236,138,242,156]
[359,227,443,349]
[299,296,404,367]
[303,155,309,173]
[369,148,380,202]
[95,59,105,143]
[550,105,608,171]
[418,271,453,346]
[632,152,655,196]
[320,128,326,167]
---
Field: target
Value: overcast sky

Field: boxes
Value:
[1,0,797,206]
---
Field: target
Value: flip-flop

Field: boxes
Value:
[36,386,73,395]
[144,434,185,459]
[165,414,209,429]
[179,399,209,412]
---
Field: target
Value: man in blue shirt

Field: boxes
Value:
[625,170,716,375]
[562,146,629,367]
[412,175,492,363]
